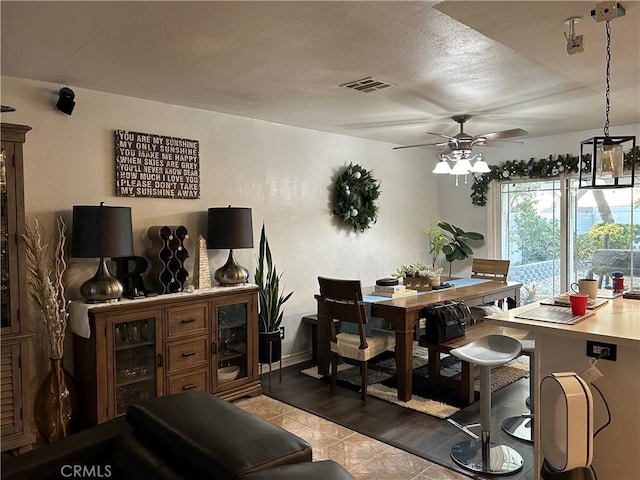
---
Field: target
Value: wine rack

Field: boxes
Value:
[146,225,190,294]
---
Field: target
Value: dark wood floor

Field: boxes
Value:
[261,359,534,480]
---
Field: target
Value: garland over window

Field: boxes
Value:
[470,148,639,206]
[332,163,381,232]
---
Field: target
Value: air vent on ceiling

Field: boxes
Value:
[340,77,392,93]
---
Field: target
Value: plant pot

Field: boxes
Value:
[402,276,432,291]
[430,275,441,288]
[258,330,282,364]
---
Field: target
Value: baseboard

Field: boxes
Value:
[260,350,312,371]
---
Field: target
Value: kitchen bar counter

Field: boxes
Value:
[488,297,640,480]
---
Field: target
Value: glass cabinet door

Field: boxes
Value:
[215,301,249,388]
[1,142,17,333]
[111,314,160,416]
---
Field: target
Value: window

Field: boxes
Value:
[500,180,638,304]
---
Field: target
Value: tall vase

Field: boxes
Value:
[34,357,77,443]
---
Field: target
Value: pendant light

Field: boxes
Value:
[579,13,636,189]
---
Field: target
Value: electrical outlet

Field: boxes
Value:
[591,2,625,22]
[586,340,617,360]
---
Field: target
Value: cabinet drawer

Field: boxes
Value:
[166,337,208,373]
[166,304,208,339]
[167,369,209,395]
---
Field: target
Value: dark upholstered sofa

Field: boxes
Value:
[2,392,353,480]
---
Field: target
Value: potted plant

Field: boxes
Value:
[254,224,293,364]
[424,221,447,268]
[438,221,484,276]
[393,262,442,290]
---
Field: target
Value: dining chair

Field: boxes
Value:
[470,258,511,323]
[471,258,510,283]
[317,277,396,401]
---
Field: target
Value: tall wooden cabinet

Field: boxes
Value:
[1,123,36,452]
[73,285,261,426]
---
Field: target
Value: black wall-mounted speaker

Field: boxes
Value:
[56,87,75,115]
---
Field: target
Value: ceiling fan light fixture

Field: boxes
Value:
[433,159,452,174]
[470,159,491,173]
[449,159,472,175]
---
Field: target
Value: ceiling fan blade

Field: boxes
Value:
[481,139,525,148]
[392,141,448,150]
[424,132,457,141]
[475,128,529,141]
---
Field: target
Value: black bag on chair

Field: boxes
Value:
[423,300,470,344]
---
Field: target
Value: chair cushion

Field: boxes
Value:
[126,392,312,480]
[331,332,395,361]
[470,305,503,321]
[110,431,187,479]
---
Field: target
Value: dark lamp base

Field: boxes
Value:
[80,258,124,303]
[215,250,249,286]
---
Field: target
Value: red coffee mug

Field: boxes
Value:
[569,293,589,316]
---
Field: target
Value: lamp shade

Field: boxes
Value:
[470,159,491,173]
[433,159,452,174]
[207,207,254,249]
[449,159,472,175]
[71,204,134,258]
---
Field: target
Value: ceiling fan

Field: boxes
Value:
[392,114,528,152]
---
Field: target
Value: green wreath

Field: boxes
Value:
[332,163,381,233]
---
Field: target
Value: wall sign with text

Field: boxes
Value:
[115,130,200,199]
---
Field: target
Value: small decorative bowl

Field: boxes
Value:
[218,365,240,383]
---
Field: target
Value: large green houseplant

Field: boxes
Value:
[438,221,484,276]
[254,224,293,364]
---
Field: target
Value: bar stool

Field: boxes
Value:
[502,332,535,443]
[447,335,524,475]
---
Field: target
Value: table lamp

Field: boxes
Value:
[72,203,134,303]
[207,206,253,286]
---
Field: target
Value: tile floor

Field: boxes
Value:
[234,394,470,480]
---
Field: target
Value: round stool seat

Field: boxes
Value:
[450,334,522,366]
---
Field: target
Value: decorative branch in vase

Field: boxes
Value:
[23,217,76,442]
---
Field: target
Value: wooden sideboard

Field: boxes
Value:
[72,285,261,426]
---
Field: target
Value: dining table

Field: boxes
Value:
[314,277,522,401]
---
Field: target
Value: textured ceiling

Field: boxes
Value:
[1,1,638,148]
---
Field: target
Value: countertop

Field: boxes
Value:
[487,296,640,348]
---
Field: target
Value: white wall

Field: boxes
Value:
[1,76,441,380]
[438,122,640,276]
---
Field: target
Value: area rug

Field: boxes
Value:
[301,344,528,419]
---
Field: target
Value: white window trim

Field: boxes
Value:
[486,182,501,259]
